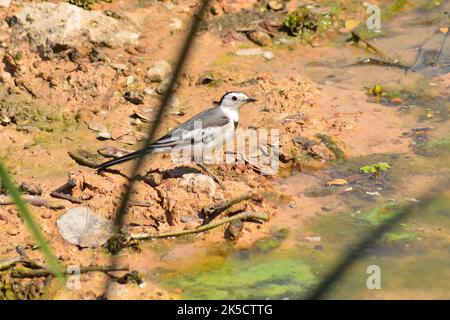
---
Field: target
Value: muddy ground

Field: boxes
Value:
[0,0,449,299]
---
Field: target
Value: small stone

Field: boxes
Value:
[97,146,130,158]
[0,71,13,84]
[169,18,183,30]
[118,134,138,145]
[147,60,172,82]
[97,131,112,140]
[134,107,156,122]
[111,127,131,140]
[129,56,139,65]
[7,227,20,236]
[267,0,284,11]
[20,182,43,196]
[263,51,274,60]
[124,91,145,105]
[132,118,142,125]
[144,87,155,95]
[391,97,404,104]
[144,171,163,187]
[326,178,348,186]
[167,96,180,115]
[111,63,129,71]
[247,30,272,47]
[88,122,108,133]
[226,220,244,241]
[126,76,136,87]
[41,212,52,219]
[235,48,263,56]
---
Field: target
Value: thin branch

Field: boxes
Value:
[203,192,255,215]
[129,211,269,241]
[0,194,66,210]
[11,265,129,278]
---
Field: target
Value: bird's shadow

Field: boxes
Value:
[98,165,201,181]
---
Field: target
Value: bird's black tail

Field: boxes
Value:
[96,147,155,173]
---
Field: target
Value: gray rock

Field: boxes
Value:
[10,3,140,56]
[146,60,172,82]
[57,207,114,248]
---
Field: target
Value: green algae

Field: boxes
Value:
[254,228,289,253]
[426,138,450,154]
[0,90,76,135]
[164,257,316,299]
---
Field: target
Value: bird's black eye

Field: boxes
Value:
[232,96,237,101]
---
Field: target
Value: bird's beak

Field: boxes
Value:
[246,97,257,103]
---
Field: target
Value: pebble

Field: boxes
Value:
[111,127,131,140]
[126,76,136,87]
[267,0,284,11]
[167,96,180,115]
[118,134,138,145]
[169,18,183,30]
[263,51,274,60]
[41,212,52,219]
[147,60,172,82]
[144,87,155,96]
[110,63,129,71]
[7,227,20,236]
[97,131,112,140]
[124,90,145,105]
[247,30,272,47]
[88,122,108,133]
[0,71,13,85]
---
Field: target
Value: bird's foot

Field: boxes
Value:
[196,163,226,190]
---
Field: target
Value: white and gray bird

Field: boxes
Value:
[96,92,257,180]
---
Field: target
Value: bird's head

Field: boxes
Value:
[218,92,257,109]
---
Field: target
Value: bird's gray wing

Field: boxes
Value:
[151,107,230,148]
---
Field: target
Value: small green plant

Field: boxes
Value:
[360,162,391,174]
[283,6,333,40]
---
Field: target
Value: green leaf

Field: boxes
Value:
[360,162,391,174]
[377,162,391,171]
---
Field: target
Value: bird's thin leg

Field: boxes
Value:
[196,162,226,190]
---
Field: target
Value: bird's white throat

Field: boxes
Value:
[219,105,239,123]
